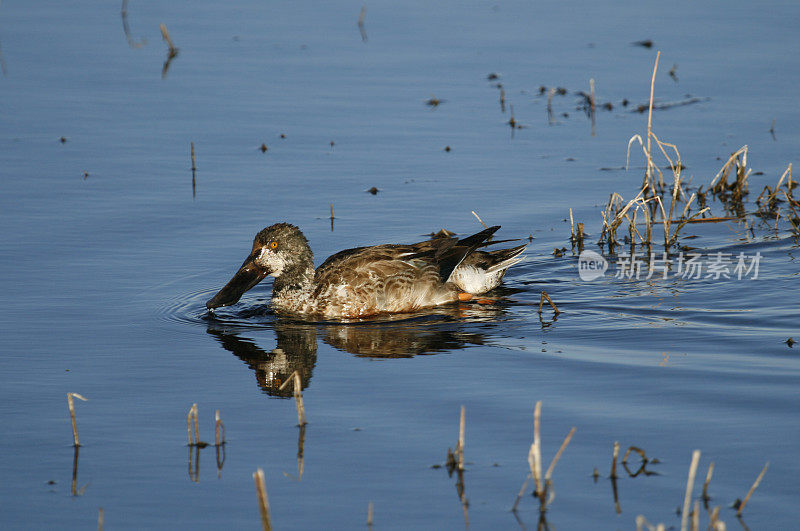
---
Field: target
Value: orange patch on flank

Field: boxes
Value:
[476,298,496,304]
[458,292,474,301]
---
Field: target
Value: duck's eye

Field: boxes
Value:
[269,241,278,249]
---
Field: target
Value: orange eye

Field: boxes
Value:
[269,241,278,249]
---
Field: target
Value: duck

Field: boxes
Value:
[206,223,526,319]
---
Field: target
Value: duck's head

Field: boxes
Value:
[206,223,311,310]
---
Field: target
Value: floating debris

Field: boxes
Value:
[425,96,444,108]
[159,23,179,79]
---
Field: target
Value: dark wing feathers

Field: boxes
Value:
[313,226,502,290]
[434,225,500,282]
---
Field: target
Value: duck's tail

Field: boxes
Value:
[449,242,527,294]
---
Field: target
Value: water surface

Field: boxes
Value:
[1,1,799,529]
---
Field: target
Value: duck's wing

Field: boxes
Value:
[312,226,500,296]
[428,225,501,282]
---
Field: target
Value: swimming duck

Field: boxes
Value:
[206,223,526,319]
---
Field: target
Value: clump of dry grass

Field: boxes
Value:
[591,52,795,255]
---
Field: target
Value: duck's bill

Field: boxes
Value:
[206,258,268,310]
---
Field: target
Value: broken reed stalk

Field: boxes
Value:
[329,204,335,220]
[279,371,307,426]
[67,393,88,447]
[471,210,488,229]
[538,291,560,315]
[531,401,543,496]
[610,441,620,479]
[253,468,273,531]
[691,500,700,531]
[680,449,701,531]
[569,208,575,241]
[159,24,177,57]
[190,142,196,172]
[702,461,714,501]
[367,501,374,527]
[511,473,532,512]
[544,427,577,481]
[187,403,199,446]
[737,462,769,516]
[215,409,225,446]
[98,507,104,531]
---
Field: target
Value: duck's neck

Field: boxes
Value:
[273,260,315,299]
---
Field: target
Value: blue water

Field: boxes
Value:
[1,1,799,529]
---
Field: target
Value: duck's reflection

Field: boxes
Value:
[207,323,317,397]
[207,303,506,395]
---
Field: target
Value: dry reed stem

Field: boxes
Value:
[160,24,177,55]
[511,473,531,512]
[680,450,701,531]
[187,403,199,446]
[709,146,748,190]
[569,208,575,241]
[691,500,700,531]
[215,409,225,446]
[531,401,543,496]
[610,441,620,479]
[544,426,576,481]
[770,164,793,202]
[457,405,466,470]
[67,392,88,447]
[279,371,307,426]
[253,468,273,531]
[623,211,645,244]
[538,291,560,315]
[98,507,104,531]
[329,204,334,220]
[702,461,715,500]
[471,210,488,229]
[645,51,661,190]
[654,195,670,247]
[737,462,768,516]
[627,135,666,197]
[367,501,373,527]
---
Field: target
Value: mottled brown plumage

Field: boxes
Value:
[206,223,525,319]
